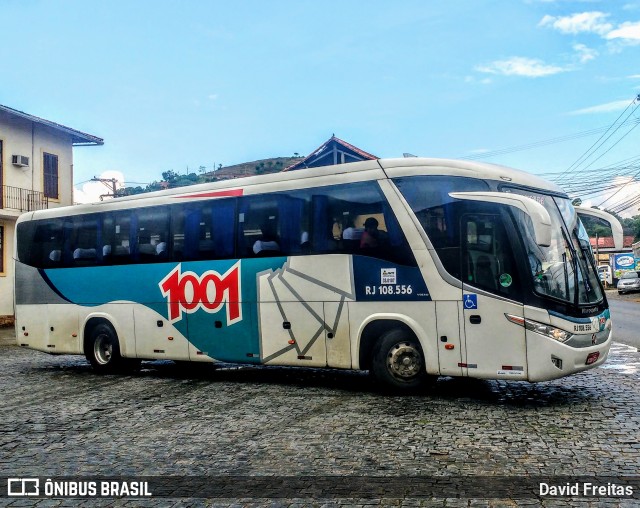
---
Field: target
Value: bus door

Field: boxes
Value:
[459,212,527,380]
[435,301,463,376]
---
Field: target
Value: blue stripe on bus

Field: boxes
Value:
[42,255,430,362]
[44,257,287,363]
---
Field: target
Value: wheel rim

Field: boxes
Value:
[387,341,423,381]
[94,334,113,365]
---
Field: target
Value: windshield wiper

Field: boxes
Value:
[562,252,571,301]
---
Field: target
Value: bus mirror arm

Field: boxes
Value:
[448,191,552,247]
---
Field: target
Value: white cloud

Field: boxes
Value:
[539,11,613,35]
[606,20,640,41]
[476,57,567,77]
[208,94,218,100]
[74,170,125,204]
[573,43,598,62]
[464,75,493,85]
[568,99,632,115]
[540,10,640,46]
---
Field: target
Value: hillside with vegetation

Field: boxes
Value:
[116,156,303,197]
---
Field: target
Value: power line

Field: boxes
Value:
[460,117,640,161]
[596,167,640,208]
[563,108,640,182]
[556,96,639,183]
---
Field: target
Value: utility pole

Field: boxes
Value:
[595,232,604,287]
[91,177,118,200]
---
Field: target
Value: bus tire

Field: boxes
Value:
[85,323,127,373]
[371,329,427,391]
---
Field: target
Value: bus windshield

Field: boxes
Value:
[506,189,603,305]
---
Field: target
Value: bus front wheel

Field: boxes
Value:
[371,329,428,391]
[85,323,129,373]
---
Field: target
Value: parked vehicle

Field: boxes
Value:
[598,265,612,285]
[617,271,640,294]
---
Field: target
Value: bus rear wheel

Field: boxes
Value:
[371,329,428,391]
[85,323,130,373]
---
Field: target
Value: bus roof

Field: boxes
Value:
[23,157,565,221]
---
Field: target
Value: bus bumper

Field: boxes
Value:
[526,329,612,382]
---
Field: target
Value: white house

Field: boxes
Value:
[0,104,103,323]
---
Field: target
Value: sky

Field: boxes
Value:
[2,0,640,211]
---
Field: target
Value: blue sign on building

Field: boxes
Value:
[612,253,635,270]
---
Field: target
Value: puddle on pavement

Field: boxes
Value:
[600,343,640,375]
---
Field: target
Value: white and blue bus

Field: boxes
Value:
[14,158,612,390]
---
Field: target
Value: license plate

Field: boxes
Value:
[585,352,600,365]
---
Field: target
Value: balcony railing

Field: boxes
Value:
[1,185,49,212]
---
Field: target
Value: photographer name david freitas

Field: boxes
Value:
[540,482,634,497]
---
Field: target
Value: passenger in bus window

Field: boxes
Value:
[360,217,382,249]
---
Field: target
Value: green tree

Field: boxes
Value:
[580,215,612,238]
[622,215,640,241]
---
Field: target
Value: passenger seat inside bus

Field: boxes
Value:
[49,249,62,263]
[252,221,281,257]
[253,240,280,256]
[73,248,97,266]
[300,231,311,254]
[138,243,156,261]
[102,244,131,264]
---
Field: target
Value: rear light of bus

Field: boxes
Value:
[504,314,572,343]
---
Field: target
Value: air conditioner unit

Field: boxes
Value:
[12,155,30,167]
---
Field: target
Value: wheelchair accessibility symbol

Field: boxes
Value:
[464,294,478,309]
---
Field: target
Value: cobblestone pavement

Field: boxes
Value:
[0,327,638,507]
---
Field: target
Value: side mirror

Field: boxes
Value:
[575,207,624,250]
[449,191,552,247]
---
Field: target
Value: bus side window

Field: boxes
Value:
[104,212,132,265]
[238,194,308,258]
[263,181,415,265]
[313,181,414,265]
[135,207,169,263]
[30,219,65,268]
[68,215,99,267]
[393,175,491,278]
[238,196,281,257]
[172,199,236,262]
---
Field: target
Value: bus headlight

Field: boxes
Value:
[504,314,572,343]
